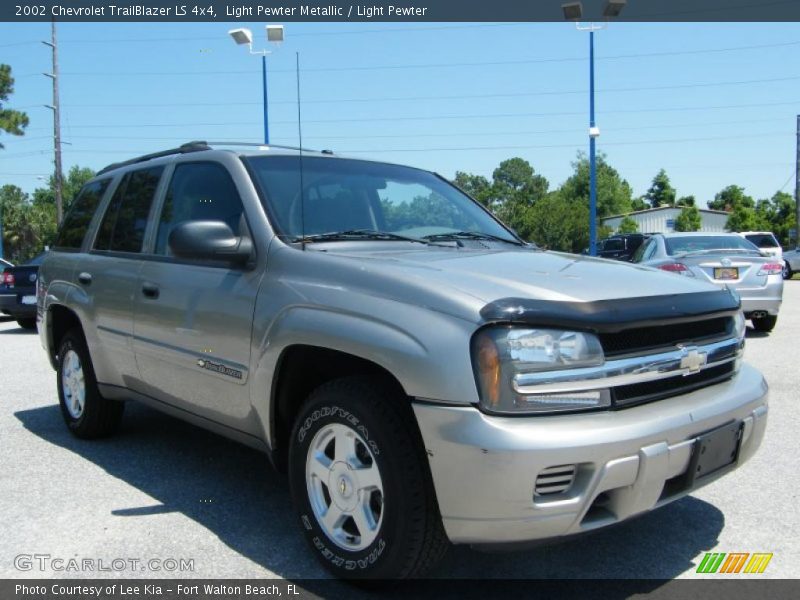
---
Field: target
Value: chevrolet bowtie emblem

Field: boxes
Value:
[678,345,707,374]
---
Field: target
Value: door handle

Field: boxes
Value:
[141,282,160,299]
[77,272,92,285]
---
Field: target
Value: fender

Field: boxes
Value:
[249,303,479,448]
[40,279,76,368]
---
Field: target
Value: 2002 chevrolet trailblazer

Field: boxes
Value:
[36,142,767,579]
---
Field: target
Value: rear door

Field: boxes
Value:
[131,161,261,429]
[79,166,165,387]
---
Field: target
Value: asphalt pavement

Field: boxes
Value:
[1,283,798,581]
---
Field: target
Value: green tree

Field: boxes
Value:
[644,169,676,208]
[452,171,492,207]
[725,204,760,232]
[754,191,796,245]
[32,165,96,213]
[0,184,55,262]
[0,64,29,148]
[631,196,650,212]
[557,152,634,219]
[617,216,639,234]
[524,191,589,253]
[676,195,695,207]
[708,185,755,211]
[0,184,29,260]
[490,158,549,234]
[674,205,702,232]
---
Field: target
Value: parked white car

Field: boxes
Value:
[735,231,792,278]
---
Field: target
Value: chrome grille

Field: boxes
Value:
[534,465,577,497]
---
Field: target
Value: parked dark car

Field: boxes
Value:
[1,251,47,330]
[597,233,649,261]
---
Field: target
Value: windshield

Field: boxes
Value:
[244,156,518,243]
[744,233,779,249]
[665,235,759,256]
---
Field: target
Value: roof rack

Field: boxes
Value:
[205,141,333,154]
[97,140,334,175]
[97,141,210,175]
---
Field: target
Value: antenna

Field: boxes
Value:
[296,51,306,251]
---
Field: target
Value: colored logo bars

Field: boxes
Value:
[696,552,773,574]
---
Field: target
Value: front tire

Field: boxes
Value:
[751,314,778,332]
[288,376,448,579]
[57,329,124,438]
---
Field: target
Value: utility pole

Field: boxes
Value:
[795,114,799,247]
[43,20,63,225]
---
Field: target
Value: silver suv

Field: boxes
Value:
[37,142,768,579]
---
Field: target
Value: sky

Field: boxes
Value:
[0,21,798,208]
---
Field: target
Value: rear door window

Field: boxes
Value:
[94,166,163,253]
[54,179,111,250]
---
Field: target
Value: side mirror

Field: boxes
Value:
[168,220,253,266]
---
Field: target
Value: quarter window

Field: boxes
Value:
[54,179,110,250]
[94,166,163,253]
[632,239,652,263]
[155,162,246,256]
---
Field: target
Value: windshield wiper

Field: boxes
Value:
[292,229,430,245]
[422,230,525,246]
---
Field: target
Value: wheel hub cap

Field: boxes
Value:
[305,422,384,551]
[61,349,86,419]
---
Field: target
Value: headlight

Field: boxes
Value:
[472,327,608,414]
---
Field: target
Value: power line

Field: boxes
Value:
[18,99,800,133]
[7,116,790,143]
[337,132,796,154]
[8,75,800,110]
[1,131,793,160]
[15,40,800,78]
[57,23,531,44]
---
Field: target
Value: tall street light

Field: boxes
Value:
[229,25,284,145]
[562,1,627,256]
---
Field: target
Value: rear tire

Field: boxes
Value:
[57,328,124,438]
[751,315,778,332]
[784,264,793,280]
[288,376,448,579]
[16,318,36,330]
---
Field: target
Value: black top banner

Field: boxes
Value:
[3,0,800,22]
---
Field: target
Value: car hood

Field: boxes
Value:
[299,244,720,321]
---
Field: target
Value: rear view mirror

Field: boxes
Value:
[168,220,253,266]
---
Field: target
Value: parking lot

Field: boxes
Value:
[1,283,798,581]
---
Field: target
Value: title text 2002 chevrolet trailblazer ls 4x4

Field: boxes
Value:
[36,142,767,579]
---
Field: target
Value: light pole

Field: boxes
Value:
[229,25,284,145]
[562,1,627,256]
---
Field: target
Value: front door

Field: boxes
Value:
[131,161,261,431]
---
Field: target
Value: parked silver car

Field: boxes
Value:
[783,247,800,279]
[633,232,783,331]
[36,143,767,579]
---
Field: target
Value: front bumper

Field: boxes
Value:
[0,292,36,318]
[413,364,768,545]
